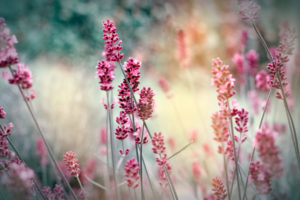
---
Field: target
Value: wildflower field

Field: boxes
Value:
[1,0,300,199]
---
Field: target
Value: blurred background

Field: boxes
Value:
[1,0,300,198]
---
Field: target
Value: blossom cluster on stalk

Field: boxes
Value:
[115,111,130,140]
[249,161,271,194]
[211,177,227,200]
[118,57,141,114]
[0,106,13,158]
[238,0,260,23]
[152,132,172,187]
[124,158,140,188]
[176,29,190,68]
[42,185,65,200]
[0,18,18,68]
[254,124,283,178]
[137,87,155,121]
[63,151,80,176]
[36,137,48,166]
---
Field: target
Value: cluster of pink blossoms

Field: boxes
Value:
[36,137,48,166]
[96,60,115,91]
[42,184,65,200]
[232,50,259,79]
[124,158,140,188]
[176,29,190,68]
[211,177,227,200]
[102,19,124,62]
[152,132,172,187]
[97,19,123,91]
[211,111,229,154]
[0,18,18,68]
[63,151,80,176]
[137,87,155,121]
[1,162,35,198]
[238,0,260,23]
[115,111,130,140]
[0,106,13,158]
[7,62,35,101]
[255,124,283,178]
[249,161,271,194]
[118,58,141,114]
[255,70,270,92]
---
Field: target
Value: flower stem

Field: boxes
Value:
[139,121,145,200]
[7,66,78,200]
[167,142,193,161]
[106,91,119,200]
[76,175,86,199]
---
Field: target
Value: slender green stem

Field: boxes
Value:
[139,122,145,200]
[76,175,86,199]
[84,175,107,190]
[8,66,78,200]
[164,164,178,200]
[106,91,119,200]
[223,149,231,200]
[167,142,193,161]
[227,103,242,200]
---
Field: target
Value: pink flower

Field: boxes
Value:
[248,90,260,114]
[8,63,33,90]
[240,29,248,50]
[255,70,270,92]
[99,127,107,145]
[0,18,18,68]
[36,137,48,166]
[96,60,115,91]
[42,184,65,200]
[115,111,130,140]
[176,29,190,68]
[0,106,6,119]
[118,58,141,114]
[239,0,260,23]
[211,177,227,200]
[158,163,172,187]
[249,161,271,194]
[63,151,80,176]
[152,132,166,154]
[192,161,202,181]
[137,87,155,121]
[211,57,236,103]
[0,119,13,158]
[234,108,249,136]
[255,124,283,178]
[211,111,229,154]
[1,162,35,198]
[167,137,175,152]
[232,53,244,75]
[133,123,148,144]
[273,122,286,134]
[246,50,259,76]
[158,76,171,97]
[102,19,123,62]
[124,158,140,188]
[189,129,198,143]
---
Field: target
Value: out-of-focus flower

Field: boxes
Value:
[99,127,107,145]
[102,19,123,62]
[211,177,227,200]
[8,63,33,90]
[240,29,248,50]
[273,122,286,134]
[0,106,6,118]
[192,161,202,181]
[0,18,18,68]
[176,29,190,68]
[234,108,249,136]
[36,137,48,166]
[137,87,155,121]
[167,137,176,152]
[53,184,65,200]
[255,70,270,92]
[189,129,198,143]
[96,60,115,91]
[1,162,35,198]
[248,90,260,114]
[255,124,283,178]
[246,50,259,76]
[157,163,172,187]
[63,151,80,176]
[249,161,271,194]
[158,76,172,98]
[124,158,140,188]
[239,0,260,23]
[232,53,244,76]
